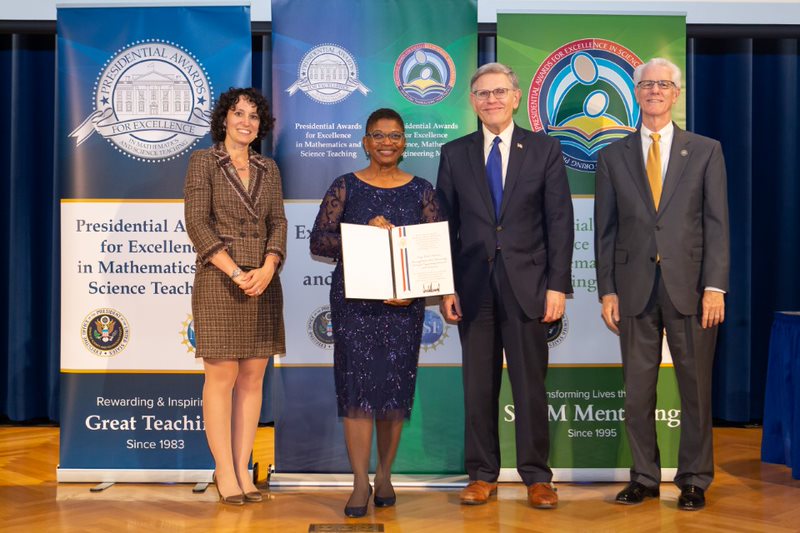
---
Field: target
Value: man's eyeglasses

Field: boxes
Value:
[366,131,405,142]
[637,80,676,90]
[471,87,513,101]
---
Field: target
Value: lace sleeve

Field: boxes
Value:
[310,176,347,259]
[420,179,444,224]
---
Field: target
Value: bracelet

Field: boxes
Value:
[230,268,242,279]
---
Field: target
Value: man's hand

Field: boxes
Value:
[600,294,621,335]
[440,293,462,322]
[701,290,725,329]
[542,290,566,323]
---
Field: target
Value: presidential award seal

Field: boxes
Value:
[394,43,456,105]
[307,305,335,349]
[81,308,130,357]
[69,40,213,161]
[286,44,369,104]
[528,39,642,173]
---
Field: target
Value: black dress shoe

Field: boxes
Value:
[374,485,396,507]
[615,481,660,504]
[677,485,705,511]
[344,485,372,518]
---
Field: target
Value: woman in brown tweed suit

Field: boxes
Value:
[184,87,286,505]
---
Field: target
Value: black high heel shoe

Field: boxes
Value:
[344,485,372,518]
[374,483,396,507]
[212,472,245,506]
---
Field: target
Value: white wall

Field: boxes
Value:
[3,0,800,24]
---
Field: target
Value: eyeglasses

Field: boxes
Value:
[366,131,405,142]
[471,87,513,101]
[637,80,676,90]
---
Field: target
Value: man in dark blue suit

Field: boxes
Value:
[436,62,574,508]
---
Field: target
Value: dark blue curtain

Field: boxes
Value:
[1,28,799,424]
[0,34,59,421]
[689,36,800,422]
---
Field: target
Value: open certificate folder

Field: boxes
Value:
[340,221,455,300]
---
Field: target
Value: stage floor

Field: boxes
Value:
[0,426,798,532]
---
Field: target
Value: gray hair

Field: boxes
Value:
[470,62,520,91]
[633,58,682,89]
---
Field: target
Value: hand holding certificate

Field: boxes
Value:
[341,221,454,300]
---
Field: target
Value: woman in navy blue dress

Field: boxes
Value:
[310,108,442,517]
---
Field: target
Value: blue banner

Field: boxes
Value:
[57,5,251,482]
[270,0,477,477]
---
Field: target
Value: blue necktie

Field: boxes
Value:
[486,136,503,220]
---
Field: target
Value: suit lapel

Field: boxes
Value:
[499,126,526,220]
[621,131,657,215]
[467,130,496,221]
[211,143,260,219]
[657,124,690,217]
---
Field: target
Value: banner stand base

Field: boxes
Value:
[56,468,250,483]
[269,469,677,487]
[268,473,469,488]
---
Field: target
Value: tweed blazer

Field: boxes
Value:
[184,143,287,269]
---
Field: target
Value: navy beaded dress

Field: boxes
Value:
[310,173,443,420]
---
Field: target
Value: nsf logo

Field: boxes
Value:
[420,309,448,352]
[180,314,196,354]
[528,39,642,173]
[70,40,213,162]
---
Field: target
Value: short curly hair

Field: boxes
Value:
[365,108,405,133]
[210,87,275,145]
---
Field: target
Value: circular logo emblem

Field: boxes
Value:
[81,308,130,357]
[180,314,196,353]
[286,44,370,104]
[69,40,213,161]
[307,305,335,349]
[547,313,570,349]
[528,39,643,173]
[420,309,449,352]
[394,43,456,105]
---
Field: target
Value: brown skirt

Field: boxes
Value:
[191,264,285,359]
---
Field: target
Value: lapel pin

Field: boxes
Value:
[516,142,523,149]
[680,149,688,157]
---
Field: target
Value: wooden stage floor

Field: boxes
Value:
[0,426,798,532]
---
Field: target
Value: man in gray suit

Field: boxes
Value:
[594,57,729,511]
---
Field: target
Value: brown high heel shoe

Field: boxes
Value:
[212,472,245,506]
[244,490,263,503]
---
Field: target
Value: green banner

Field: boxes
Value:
[499,14,686,194]
[497,13,686,478]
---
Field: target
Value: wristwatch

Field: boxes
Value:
[230,268,242,279]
